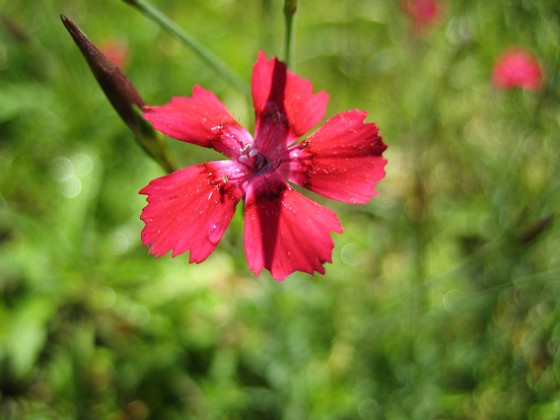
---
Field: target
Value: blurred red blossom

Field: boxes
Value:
[139,52,387,281]
[402,0,442,34]
[492,48,543,91]
[100,40,130,69]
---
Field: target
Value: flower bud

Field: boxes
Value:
[61,15,175,173]
[284,0,298,16]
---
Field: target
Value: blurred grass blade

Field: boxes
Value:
[121,0,250,96]
[519,213,554,244]
[1,14,31,43]
[283,0,297,68]
[60,15,176,173]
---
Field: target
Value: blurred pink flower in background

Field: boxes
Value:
[492,48,543,91]
[100,40,130,69]
[402,0,442,34]
[139,52,387,281]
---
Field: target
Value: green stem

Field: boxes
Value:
[122,0,250,96]
[283,0,297,68]
[535,41,559,115]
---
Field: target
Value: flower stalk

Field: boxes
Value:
[120,0,250,97]
[61,15,176,173]
[283,0,298,68]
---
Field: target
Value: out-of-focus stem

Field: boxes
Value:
[536,41,560,115]
[121,0,249,96]
[260,0,274,52]
[283,0,297,68]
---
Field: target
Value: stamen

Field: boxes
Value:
[248,148,259,157]
[271,158,283,170]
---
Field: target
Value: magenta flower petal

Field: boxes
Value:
[140,161,244,262]
[288,110,387,204]
[143,86,253,158]
[243,174,343,281]
[251,51,328,150]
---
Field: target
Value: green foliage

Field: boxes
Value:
[1,0,559,418]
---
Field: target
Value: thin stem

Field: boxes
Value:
[283,0,297,68]
[260,0,274,52]
[535,40,560,115]
[122,0,250,96]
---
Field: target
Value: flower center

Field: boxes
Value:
[237,145,269,173]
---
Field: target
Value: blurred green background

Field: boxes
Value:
[1,0,559,418]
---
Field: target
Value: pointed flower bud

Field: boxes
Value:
[60,15,175,173]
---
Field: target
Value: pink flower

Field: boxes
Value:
[140,52,387,281]
[492,49,543,91]
[402,0,441,34]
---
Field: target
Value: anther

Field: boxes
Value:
[298,139,310,149]
[248,148,259,157]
